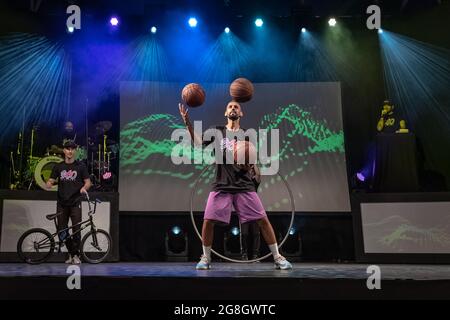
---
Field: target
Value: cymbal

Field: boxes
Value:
[88,139,117,151]
[47,145,64,154]
[94,121,112,133]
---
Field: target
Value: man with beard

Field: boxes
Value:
[179,101,292,270]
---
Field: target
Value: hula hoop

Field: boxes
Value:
[189,165,296,263]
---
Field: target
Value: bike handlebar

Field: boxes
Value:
[79,192,102,214]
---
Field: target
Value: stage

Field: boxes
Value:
[1,262,450,300]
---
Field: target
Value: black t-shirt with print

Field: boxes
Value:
[203,126,256,193]
[380,112,399,133]
[50,161,90,206]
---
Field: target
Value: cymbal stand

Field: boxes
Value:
[9,151,16,190]
[27,127,36,190]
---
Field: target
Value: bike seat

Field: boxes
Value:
[46,212,63,220]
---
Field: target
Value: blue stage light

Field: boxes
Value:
[151,26,157,34]
[67,26,74,33]
[110,17,119,26]
[231,227,240,236]
[378,28,383,34]
[224,27,230,34]
[255,18,263,27]
[301,27,306,33]
[171,226,182,235]
[188,17,198,28]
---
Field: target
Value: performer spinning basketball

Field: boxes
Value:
[179,101,292,270]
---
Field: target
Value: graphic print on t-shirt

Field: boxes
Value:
[221,137,236,153]
[60,170,78,181]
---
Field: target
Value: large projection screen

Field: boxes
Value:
[361,202,450,254]
[119,82,350,212]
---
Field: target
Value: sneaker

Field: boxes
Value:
[196,255,211,270]
[65,255,73,264]
[274,255,292,270]
[72,255,82,265]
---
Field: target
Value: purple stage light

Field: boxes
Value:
[356,172,365,182]
[110,17,119,26]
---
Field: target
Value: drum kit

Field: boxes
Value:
[9,121,118,191]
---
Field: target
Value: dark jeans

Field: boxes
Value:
[240,221,261,258]
[56,203,82,256]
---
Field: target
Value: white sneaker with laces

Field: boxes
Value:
[196,255,211,270]
[274,255,292,270]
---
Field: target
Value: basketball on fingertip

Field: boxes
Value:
[181,83,206,107]
[230,78,254,103]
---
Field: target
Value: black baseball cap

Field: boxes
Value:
[63,140,78,149]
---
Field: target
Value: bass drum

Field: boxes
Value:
[34,156,63,191]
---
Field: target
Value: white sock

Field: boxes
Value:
[202,245,211,260]
[269,243,280,259]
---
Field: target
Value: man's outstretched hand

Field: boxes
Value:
[179,103,189,125]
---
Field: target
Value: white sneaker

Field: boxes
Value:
[65,255,73,264]
[72,255,82,265]
[274,255,292,270]
[196,255,211,270]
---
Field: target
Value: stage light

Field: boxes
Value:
[224,27,230,34]
[165,226,188,261]
[110,17,119,26]
[279,230,302,262]
[224,226,242,258]
[301,27,306,33]
[171,226,181,235]
[0,34,72,142]
[255,18,263,27]
[67,26,74,33]
[356,172,366,182]
[328,18,337,27]
[188,17,198,28]
[380,31,450,180]
[378,28,383,34]
[151,26,157,34]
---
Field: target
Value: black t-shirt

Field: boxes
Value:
[50,161,90,206]
[380,112,398,133]
[203,126,256,193]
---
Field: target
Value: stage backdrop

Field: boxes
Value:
[119,82,350,212]
[361,202,450,254]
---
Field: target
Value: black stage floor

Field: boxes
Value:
[1,262,450,299]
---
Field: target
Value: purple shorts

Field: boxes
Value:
[204,191,267,224]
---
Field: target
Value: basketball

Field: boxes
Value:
[229,78,254,103]
[234,140,257,165]
[181,83,206,107]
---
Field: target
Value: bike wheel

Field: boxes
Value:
[80,229,112,263]
[17,228,55,264]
